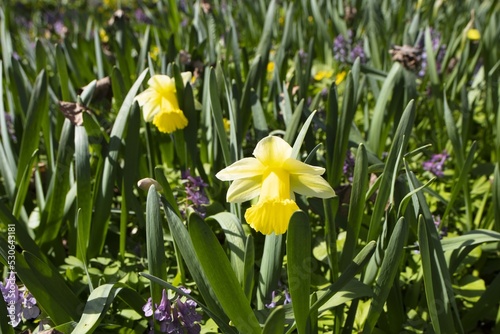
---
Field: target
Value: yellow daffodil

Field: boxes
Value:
[216,136,335,235]
[466,28,481,41]
[135,73,191,134]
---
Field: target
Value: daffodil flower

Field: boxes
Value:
[216,136,335,235]
[135,73,191,134]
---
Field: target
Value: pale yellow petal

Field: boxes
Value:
[282,158,325,175]
[244,199,299,235]
[181,72,192,86]
[148,75,175,91]
[216,158,265,181]
[142,99,161,122]
[226,176,261,203]
[253,136,292,166]
[290,174,335,198]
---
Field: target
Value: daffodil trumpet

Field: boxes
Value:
[216,136,335,235]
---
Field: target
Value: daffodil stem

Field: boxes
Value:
[324,196,339,281]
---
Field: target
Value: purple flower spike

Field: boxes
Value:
[423,150,449,177]
[1,272,39,327]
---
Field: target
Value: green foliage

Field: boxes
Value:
[0,0,500,333]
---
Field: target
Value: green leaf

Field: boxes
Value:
[364,217,409,333]
[340,143,368,270]
[207,212,246,284]
[22,251,82,325]
[189,215,261,334]
[291,110,316,159]
[263,306,286,334]
[12,149,37,219]
[75,126,92,262]
[208,68,231,166]
[161,197,234,333]
[366,100,415,242]
[72,283,146,334]
[367,63,403,155]
[146,186,167,304]
[16,70,48,187]
[89,69,148,257]
[287,211,311,334]
[257,233,283,309]
[310,241,376,315]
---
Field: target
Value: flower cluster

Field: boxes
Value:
[0,272,40,327]
[216,136,335,235]
[181,170,209,218]
[333,30,366,64]
[143,288,202,334]
[422,150,449,177]
[418,29,447,77]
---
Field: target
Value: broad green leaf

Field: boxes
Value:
[263,306,286,334]
[207,212,246,284]
[75,126,91,262]
[287,211,311,334]
[189,215,261,334]
[146,186,167,304]
[12,149,37,219]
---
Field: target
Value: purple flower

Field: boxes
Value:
[265,284,292,309]
[422,150,449,177]
[181,170,209,218]
[0,272,39,327]
[343,150,355,182]
[143,288,202,333]
[334,30,366,64]
[134,8,152,24]
[418,29,447,77]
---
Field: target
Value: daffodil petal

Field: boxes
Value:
[142,100,161,122]
[282,158,325,175]
[291,174,335,198]
[148,75,174,90]
[216,158,265,181]
[253,136,292,166]
[226,176,262,203]
[181,72,192,85]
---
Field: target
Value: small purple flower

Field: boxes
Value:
[134,8,152,24]
[422,150,449,177]
[334,30,366,64]
[143,288,202,333]
[181,170,209,218]
[343,150,355,182]
[0,272,39,327]
[265,284,292,309]
[418,29,447,77]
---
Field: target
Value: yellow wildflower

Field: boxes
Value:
[135,74,191,134]
[267,61,275,73]
[223,117,231,133]
[466,28,480,41]
[314,70,334,81]
[216,136,335,235]
[335,71,347,85]
[99,28,109,43]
